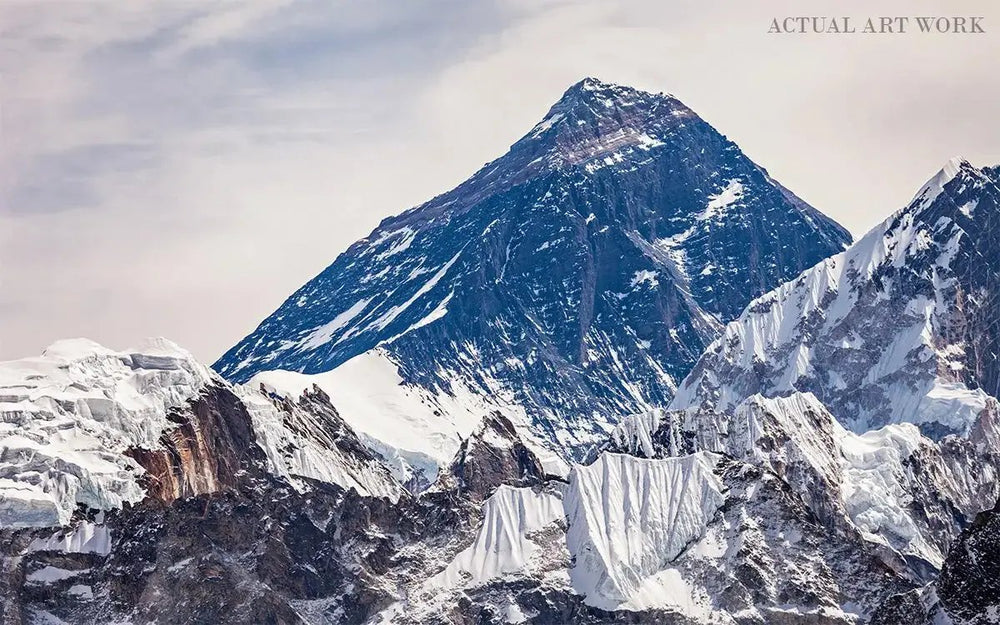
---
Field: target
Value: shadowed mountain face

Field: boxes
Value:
[214,78,851,457]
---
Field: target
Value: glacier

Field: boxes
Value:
[0,338,404,528]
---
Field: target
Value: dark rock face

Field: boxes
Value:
[707,461,911,622]
[214,78,850,457]
[870,500,1000,625]
[458,582,702,625]
[867,590,931,625]
[276,384,396,471]
[439,412,549,501]
[937,502,1000,622]
[124,383,262,503]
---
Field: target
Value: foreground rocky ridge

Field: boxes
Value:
[0,340,929,624]
[872,500,1000,624]
[0,338,403,528]
[606,393,1000,582]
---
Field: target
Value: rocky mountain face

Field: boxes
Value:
[871,500,1000,625]
[604,392,1000,582]
[618,157,1000,594]
[213,78,850,479]
[0,338,404,526]
[0,340,919,625]
[0,339,408,623]
[0,341,944,625]
[673,158,1000,440]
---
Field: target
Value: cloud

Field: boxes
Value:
[0,0,528,360]
[2,0,999,362]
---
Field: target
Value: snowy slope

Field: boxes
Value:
[611,392,1000,574]
[379,484,569,623]
[215,77,850,463]
[673,158,1000,439]
[248,349,570,487]
[248,348,500,487]
[564,452,725,611]
[239,383,406,502]
[428,484,565,589]
[0,339,403,528]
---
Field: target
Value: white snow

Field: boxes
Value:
[296,298,372,350]
[654,179,744,277]
[373,227,417,261]
[25,566,83,584]
[672,159,994,437]
[629,270,659,289]
[624,568,713,616]
[378,450,734,622]
[26,521,112,555]
[610,408,667,457]
[628,391,988,568]
[428,485,564,589]
[530,112,564,138]
[369,252,461,332]
[249,348,487,486]
[564,452,725,610]
[836,421,943,564]
[397,291,453,335]
[0,338,407,529]
[0,338,213,527]
[703,179,744,215]
[238,385,405,501]
[67,584,93,600]
[912,156,968,209]
[682,392,987,568]
[635,133,665,150]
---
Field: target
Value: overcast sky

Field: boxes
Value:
[2,0,999,362]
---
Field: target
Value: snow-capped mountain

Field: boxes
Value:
[0,338,403,530]
[606,392,1000,581]
[673,158,1000,439]
[646,157,1000,587]
[6,76,999,624]
[214,78,850,477]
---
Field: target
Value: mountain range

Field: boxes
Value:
[1,78,998,625]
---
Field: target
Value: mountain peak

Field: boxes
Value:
[911,156,990,212]
[533,77,686,134]
[215,76,851,469]
[510,78,695,178]
[559,76,659,100]
[675,152,1000,441]
[940,155,972,178]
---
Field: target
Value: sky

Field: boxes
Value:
[2,0,999,362]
